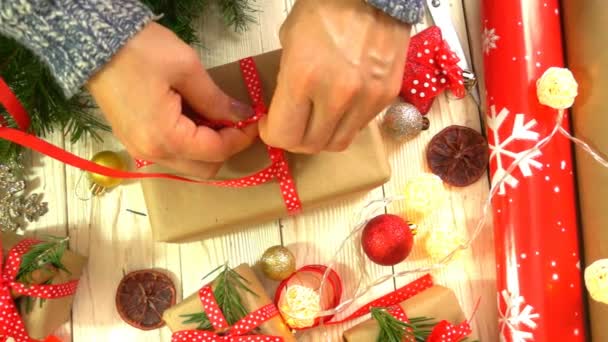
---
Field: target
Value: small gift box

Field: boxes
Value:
[1,232,86,341]
[162,263,296,341]
[140,50,391,242]
[343,277,474,341]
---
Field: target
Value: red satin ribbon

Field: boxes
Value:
[0,58,302,214]
[401,26,465,114]
[171,286,283,342]
[0,239,79,342]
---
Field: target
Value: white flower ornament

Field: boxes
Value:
[536,67,578,109]
[585,259,608,304]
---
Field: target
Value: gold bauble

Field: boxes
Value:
[585,259,608,304]
[260,246,296,281]
[87,151,126,194]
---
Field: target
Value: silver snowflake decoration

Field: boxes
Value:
[0,156,48,232]
[483,27,500,54]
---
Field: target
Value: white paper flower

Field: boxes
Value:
[536,67,578,109]
[585,259,608,304]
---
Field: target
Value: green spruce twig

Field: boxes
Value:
[16,235,70,281]
[371,307,437,342]
[0,0,258,162]
[181,264,258,330]
[15,235,70,314]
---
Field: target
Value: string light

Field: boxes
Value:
[585,259,608,304]
[402,173,446,222]
[425,227,467,262]
[278,285,321,329]
[313,67,608,320]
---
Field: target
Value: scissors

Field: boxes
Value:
[425,0,481,106]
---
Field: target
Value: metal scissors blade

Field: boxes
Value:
[425,0,480,106]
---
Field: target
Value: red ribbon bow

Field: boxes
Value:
[171,286,283,342]
[401,26,466,114]
[0,239,79,342]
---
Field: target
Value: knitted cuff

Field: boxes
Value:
[365,0,424,24]
[0,0,155,98]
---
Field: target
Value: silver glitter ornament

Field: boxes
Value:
[0,155,48,232]
[383,102,429,141]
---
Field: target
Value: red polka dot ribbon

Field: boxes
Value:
[401,26,466,114]
[135,58,302,213]
[324,274,473,341]
[171,285,283,342]
[0,58,302,215]
[0,239,80,342]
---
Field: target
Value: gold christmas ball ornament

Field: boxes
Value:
[383,102,430,142]
[260,245,296,281]
[87,151,126,196]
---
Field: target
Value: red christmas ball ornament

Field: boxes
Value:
[361,214,415,266]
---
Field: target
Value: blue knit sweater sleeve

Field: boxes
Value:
[0,0,155,98]
[366,0,424,24]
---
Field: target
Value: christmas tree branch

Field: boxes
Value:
[181,264,258,330]
[0,0,258,162]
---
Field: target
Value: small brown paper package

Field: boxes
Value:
[141,50,391,242]
[562,2,608,340]
[163,263,296,341]
[1,232,87,340]
[343,286,469,341]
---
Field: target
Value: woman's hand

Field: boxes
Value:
[87,22,258,178]
[262,0,411,153]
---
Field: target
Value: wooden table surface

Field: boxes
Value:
[24,0,497,341]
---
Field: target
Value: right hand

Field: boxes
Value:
[87,22,258,178]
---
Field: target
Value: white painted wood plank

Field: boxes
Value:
[65,129,181,342]
[24,131,72,341]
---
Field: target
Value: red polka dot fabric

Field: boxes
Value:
[134,57,302,214]
[171,285,283,341]
[0,239,80,342]
[426,320,473,342]
[401,26,466,114]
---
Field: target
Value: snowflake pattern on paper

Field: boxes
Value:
[498,289,540,342]
[487,105,542,195]
[483,27,500,54]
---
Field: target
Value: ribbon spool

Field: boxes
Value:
[274,265,342,330]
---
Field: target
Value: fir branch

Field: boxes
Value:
[371,307,438,342]
[180,264,258,330]
[217,0,257,32]
[0,0,258,163]
[16,235,70,282]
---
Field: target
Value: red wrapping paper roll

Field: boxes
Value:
[482,1,586,341]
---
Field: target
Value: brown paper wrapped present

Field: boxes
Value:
[562,2,608,340]
[1,232,87,340]
[163,263,295,341]
[343,285,470,341]
[141,50,391,242]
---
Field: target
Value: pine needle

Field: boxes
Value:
[16,235,70,282]
[0,0,257,163]
[371,307,438,342]
[181,264,258,330]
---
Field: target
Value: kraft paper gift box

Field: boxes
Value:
[141,50,391,242]
[563,2,608,340]
[1,232,87,340]
[162,263,296,341]
[342,285,471,341]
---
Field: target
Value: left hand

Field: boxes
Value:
[260,0,411,153]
